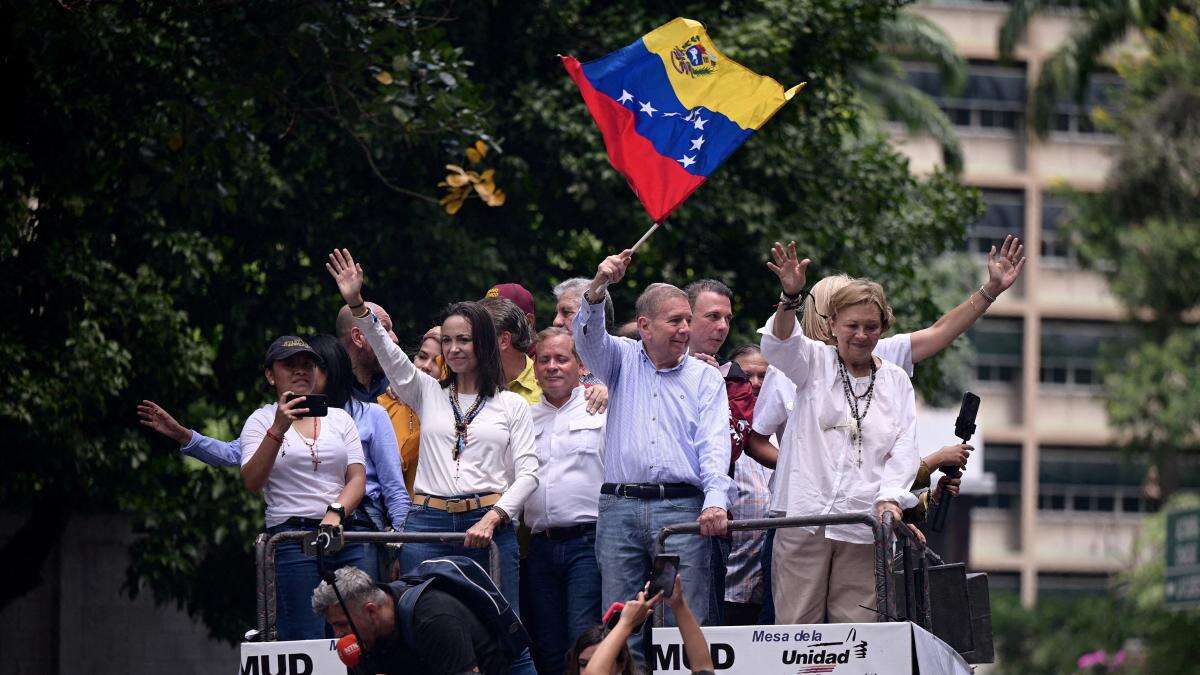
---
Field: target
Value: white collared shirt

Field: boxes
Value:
[523,386,606,532]
[759,316,919,544]
[753,334,914,516]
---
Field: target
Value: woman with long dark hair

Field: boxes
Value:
[326,248,538,617]
[305,335,410,579]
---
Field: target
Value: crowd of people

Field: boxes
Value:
[136,235,1026,674]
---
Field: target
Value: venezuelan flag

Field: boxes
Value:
[563,18,803,223]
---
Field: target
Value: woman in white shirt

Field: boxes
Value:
[239,335,367,640]
[326,248,538,616]
[759,242,920,624]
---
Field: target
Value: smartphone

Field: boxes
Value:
[646,554,680,599]
[286,393,329,417]
[602,602,625,630]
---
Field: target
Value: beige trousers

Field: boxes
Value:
[771,526,877,624]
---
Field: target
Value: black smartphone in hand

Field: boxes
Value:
[286,393,329,417]
[647,554,680,599]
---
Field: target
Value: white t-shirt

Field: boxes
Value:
[754,333,913,516]
[355,311,539,517]
[240,405,365,528]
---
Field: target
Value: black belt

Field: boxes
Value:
[601,482,703,499]
[533,523,596,541]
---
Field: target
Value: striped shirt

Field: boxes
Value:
[573,295,733,511]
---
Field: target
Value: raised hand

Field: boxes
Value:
[592,249,634,291]
[272,391,308,432]
[137,400,192,445]
[984,235,1026,297]
[326,248,365,307]
[766,241,811,296]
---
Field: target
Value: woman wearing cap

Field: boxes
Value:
[327,249,538,620]
[239,335,368,640]
[760,242,920,624]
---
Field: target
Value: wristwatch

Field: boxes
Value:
[326,502,346,523]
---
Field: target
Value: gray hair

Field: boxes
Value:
[683,279,733,309]
[480,296,533,351]
[634,283,688,321]
[311,566,388,615]
[553,277,614,326]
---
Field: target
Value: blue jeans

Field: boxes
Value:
[526,531,602,675]
[269,521,369,641]
[398,504,536,675]
[595,493,713,660]
[709,536,731,625]
[359,498,393,581]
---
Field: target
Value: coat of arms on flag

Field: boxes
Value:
[562,18,803,224]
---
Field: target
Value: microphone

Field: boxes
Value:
[931,392,979,532]
[336,634,361,667]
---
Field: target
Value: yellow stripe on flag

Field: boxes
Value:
[642,18,804,131]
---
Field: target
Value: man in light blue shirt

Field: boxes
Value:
[572,248,732,648]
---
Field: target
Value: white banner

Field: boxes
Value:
[239,639,348,675]
[651,622,970,675]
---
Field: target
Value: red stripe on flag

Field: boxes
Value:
[563,55,705,223]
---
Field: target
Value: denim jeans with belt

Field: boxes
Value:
[525,529,602,675]
[398,502,536,675]
[268,518,370,641]
[595,493,712,662]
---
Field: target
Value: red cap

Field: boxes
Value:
[485,283,535,319]
[336,634,361,667]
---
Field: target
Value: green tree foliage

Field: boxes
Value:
[1059,7,1200,497]
[0,0,980,639]
[990,496,1200,674]
[998,0,1199,135]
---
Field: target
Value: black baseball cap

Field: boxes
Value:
[263,335,323,369]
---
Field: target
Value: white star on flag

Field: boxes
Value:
[693,117,708,131]
[678,155,696,168]
[617,90,633,104]
[662,112,680,117]
[690,136,705,150]
[639,100,657,116]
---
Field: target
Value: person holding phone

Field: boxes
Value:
[576,576,713,675]
[325,249,538,617]
[239,335,368,640]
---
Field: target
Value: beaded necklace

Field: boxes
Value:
[448,383,488,465]
[837,354,876,468]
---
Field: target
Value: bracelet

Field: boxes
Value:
[775,289,806,312]
[977,285,997,303]
[265,429,284,445]
[347,301,365,311]
[489,505,511,525]
[353,304,371,319]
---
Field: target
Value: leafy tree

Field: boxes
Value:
[998,0,1199,135]
[1059,6,1200,497]
[1,0,980,640]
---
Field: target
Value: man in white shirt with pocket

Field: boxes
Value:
[524,326,606,675]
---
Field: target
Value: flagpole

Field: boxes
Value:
[630,221,661,252]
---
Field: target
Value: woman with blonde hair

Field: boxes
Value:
[760,242,920,624]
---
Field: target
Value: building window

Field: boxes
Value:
[969,317,1022,384]
[969,189,1025,255]
[1039,447,1152,514]
[905,60,1027,134]
[1051,73,1122,138]
[1039,320,1129,389]
[1041,195,1073,260]
[979,444,1020,510]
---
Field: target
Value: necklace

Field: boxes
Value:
[837,355,876,468]
[448,383,488,463]
[297,418,322,471]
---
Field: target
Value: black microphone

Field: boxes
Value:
[931,392,979,532]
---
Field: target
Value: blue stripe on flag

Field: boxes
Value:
[581,39,753,177]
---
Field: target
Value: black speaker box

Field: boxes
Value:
[892,563,994,663]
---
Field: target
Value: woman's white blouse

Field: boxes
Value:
[354,310,538,517]
[759,315,919,544]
